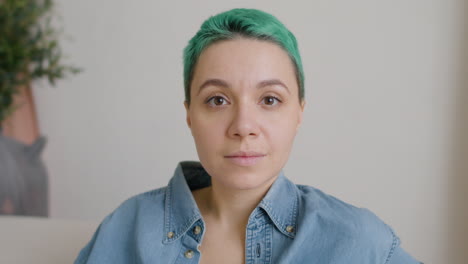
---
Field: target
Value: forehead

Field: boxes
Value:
[191,38,298,94]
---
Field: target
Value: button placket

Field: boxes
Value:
[173,226,203,263]
[245,211,273,264]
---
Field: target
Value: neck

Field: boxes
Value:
[195,176,277,229]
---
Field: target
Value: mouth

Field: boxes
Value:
[224,151,266,166]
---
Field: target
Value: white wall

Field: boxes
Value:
[33,0,467,263]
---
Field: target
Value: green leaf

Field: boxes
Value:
[0,0,82,122]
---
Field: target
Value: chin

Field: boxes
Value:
[200,157,281,190]
[214,170,278,191]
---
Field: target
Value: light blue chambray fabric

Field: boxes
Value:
[75,161,422,264]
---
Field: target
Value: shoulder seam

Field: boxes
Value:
[384,225,399,264]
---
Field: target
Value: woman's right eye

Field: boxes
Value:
[206,96,228,106]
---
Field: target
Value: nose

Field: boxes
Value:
[227,103,260,139]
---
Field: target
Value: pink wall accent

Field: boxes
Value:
[2,83,40,144]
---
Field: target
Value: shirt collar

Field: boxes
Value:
[258,169,299,238]
[163,161,299,243]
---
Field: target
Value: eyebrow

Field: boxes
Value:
[257,79,290,94]
[197,78,290,95]
[197,79,230,95]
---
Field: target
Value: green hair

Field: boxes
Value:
[183,8,304,104]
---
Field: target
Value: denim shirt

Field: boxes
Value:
[75,161,421,264]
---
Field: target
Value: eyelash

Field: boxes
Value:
[262,96,282,106]
[205,95,228,106]
[205,95,282,107]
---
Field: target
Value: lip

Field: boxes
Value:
[224,151,266,166]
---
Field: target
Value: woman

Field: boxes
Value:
[75,8,421,264]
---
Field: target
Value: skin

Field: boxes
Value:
[184,38,305,264]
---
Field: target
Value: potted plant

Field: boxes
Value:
[0,0,80,216]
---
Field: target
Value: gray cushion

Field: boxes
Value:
[0,129,48,216]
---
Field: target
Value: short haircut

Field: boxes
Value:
[183,8,304,105]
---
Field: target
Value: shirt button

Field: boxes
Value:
[184,249,194,259]
[286,225,295,233]
[193,225,202,235]
[167,231,175,238]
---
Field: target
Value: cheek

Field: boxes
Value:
[264,110,299,151]
[190,113,226,151]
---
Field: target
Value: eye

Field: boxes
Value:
[262,96,281,106]
[206,96,228,106]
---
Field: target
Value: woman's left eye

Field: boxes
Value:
[262,96,281,106]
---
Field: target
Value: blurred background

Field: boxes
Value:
[3,0,467,263]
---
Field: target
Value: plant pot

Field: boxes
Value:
[0,128,48,216]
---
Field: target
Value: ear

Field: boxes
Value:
[296,100,306,132]
[184,101,192,129]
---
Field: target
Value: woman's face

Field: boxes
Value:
[185,38,305,191]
